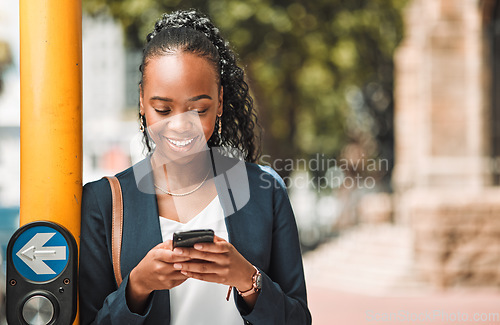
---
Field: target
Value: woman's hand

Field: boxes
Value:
[171,235,259,308]
[126,240,190,314]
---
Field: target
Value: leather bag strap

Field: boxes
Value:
[104,176,124,287]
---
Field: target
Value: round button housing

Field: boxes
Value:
[22,295,54,325]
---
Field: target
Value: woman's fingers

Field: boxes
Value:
[155,240,173,250]
[163,270,189,281]
[153,245,192,263]
[173,261,223,274]
[132,240,197,292]
[174,240,229,255]
[167,238,255,290]
[172,248,229,265]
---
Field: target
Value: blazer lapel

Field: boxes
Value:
[210,150,264,267]
[119,156,172,324]
[120,156,163,277]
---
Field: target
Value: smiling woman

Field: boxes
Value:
[79,9,311,325]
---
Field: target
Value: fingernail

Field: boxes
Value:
[181,271,188,276]
[194,244,202,250]
[173,248,183,255]
[173,263,182,269]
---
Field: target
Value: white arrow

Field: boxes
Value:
[16,233,66,275]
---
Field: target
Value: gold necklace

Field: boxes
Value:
[154,168,211,197]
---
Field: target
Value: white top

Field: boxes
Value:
[159,195,243,325]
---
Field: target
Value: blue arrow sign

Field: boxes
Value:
[11,225,69,282]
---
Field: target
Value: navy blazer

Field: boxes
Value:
[79,153,312,325]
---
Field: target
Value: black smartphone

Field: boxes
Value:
[172,229,215,249]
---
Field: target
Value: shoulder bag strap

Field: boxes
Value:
[103,176,124,287]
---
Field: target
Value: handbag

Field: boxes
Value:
[103,176,124,287]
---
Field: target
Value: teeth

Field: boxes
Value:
[167,137,194,147]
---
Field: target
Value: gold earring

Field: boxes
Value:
[218,115,222,135]
[140,115,145,132]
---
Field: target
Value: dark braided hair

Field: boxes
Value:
[139,9,262,163]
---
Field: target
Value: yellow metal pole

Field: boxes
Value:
[19,0,82,323]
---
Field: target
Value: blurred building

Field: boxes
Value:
[82,14,143,183]
[393,0,500,288]
[305,0,500,295]
[0,1,20,208]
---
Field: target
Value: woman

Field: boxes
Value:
[79,9,311,325]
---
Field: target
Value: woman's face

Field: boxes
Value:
[140,53,222,164]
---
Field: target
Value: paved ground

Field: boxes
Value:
[303,226,500,325]
[307,285,500,325]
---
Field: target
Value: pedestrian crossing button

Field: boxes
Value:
[22,295,54,325]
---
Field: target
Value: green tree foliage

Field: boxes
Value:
[84,0,406,183]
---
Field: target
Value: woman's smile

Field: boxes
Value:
[164,135,199,152]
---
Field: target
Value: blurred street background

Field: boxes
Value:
[1,0,500,324]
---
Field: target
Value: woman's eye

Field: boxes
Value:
[189,108,209,115]
[154,108,171,115]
